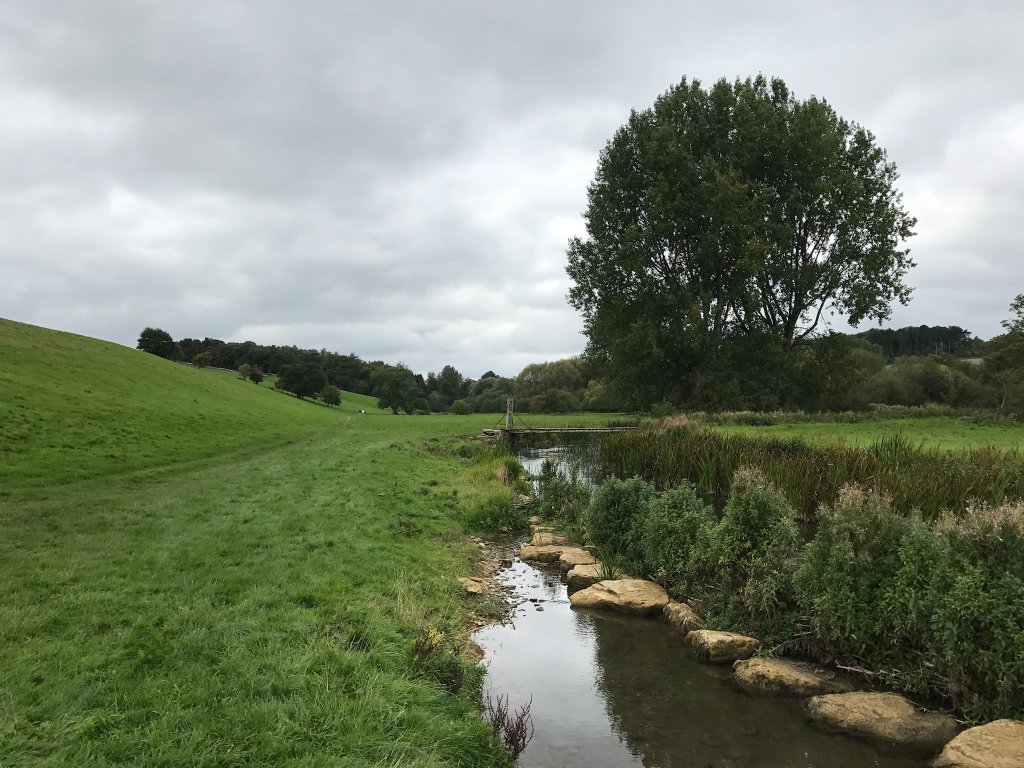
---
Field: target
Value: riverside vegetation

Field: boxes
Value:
[0,319,607,767]
[536,428,1024,724]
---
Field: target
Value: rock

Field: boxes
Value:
[933,719,1024,768]
[528,515,540,524]
[519,544,566,563]
[806,692,959,755]
[457,577,484,595]
[566,563,606,592]
[530,531,569,546]
[733,657,854,697]
[663,601,704,635]
[687,630,759,663]
[569,579,669,616]
[558,547,597,571]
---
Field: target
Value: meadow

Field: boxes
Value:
[0,319,617,767]
[715,416,1024,452]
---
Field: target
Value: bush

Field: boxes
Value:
[794,486,924,660]
[631,482,715,588]
[534,459,591,531]
[584,477,655,560]
[463,495,528,535]
[450,399,473,415]
[700,468,802,640]
[931,506,1024,721]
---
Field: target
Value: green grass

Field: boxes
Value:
[0,319,369,489]
[0,318,627,766]
[715,416,1024,451]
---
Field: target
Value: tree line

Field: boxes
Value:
[137,309,1024,417]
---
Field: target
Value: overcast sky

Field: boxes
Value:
[2,2,1022,376]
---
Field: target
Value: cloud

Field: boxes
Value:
[1,1,1022,375]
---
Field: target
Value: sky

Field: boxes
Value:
[2,1,1022,377]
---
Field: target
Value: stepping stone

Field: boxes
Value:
[733,657,854,697]
[558,547,597,572]
[529,531,569,546]
[663,601,704,635]
[519,544,566,563]
[569,578,669,616]
[687,630,759,663]
[806,692,958,755]
[933,719,1024,768]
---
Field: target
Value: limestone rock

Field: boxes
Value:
[933,719,1024,768]
[527,515,540,524]
[519,544,565,563]
[558,547,597,571]
[566,563,605,592]
[687,630,759,663]
[569,579,669,616]
[663,601,704,635]
[733,657,854,697]
[806,692,958,755]
[457,577,484,595]
[529,531,569,547]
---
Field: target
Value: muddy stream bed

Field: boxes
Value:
[471,445,928,768]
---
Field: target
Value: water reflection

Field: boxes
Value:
[476,555,926,768]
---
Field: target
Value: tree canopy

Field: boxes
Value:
[566,75,916,408]
[137,327,180,360]
[277,362,327,399]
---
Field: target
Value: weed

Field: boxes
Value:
[483,693,534,759]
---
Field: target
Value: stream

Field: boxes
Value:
[472,445,928,768]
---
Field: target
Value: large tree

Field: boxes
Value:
[567,75,916,405]
[137,327,181,360]
[278,362,327,399]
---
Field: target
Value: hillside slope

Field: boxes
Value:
[0,319,349,488]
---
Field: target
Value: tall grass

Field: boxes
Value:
[599,427,1024,520]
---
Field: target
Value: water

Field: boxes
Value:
[475,553,926,768]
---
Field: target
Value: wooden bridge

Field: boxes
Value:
[480,398,639,443]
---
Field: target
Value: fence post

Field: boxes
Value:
[506,397,514,431]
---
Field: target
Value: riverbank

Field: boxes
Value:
[1,412,552,767]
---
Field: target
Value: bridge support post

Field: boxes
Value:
[506,397,514,430]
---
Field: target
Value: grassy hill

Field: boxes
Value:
[0,320,524,767]
[0,318,378,488]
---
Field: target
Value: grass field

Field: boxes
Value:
[0,319,625,767]
[716,416,1024,451]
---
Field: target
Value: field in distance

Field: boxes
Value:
[715,415,1024,451]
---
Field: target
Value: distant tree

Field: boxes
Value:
[1002,294,1024,335]
[450,399,473,415]
[193,351,213,369]
[371,363,420,414]
[278,362,328,399]
[238,363,253,380]
[320,384,342,407]
[249,368,264,384]
[137,327,180,360]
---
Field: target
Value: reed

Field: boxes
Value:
[598,427,1024,520]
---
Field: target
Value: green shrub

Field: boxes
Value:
[584,477,655,559]
[534,459,591,529]
[463,495,528,535]
[932,506,1024,721]
[701,468,802,640]
[794,486,921,659]
[632,482,715,588]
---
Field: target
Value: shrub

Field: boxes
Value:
[463,495,528,535]
[450,399,473,415]
[931,505,1024,721]
[584,477,655,560]
[794,486,922,660]
[701,468,802,639]
[632,482,715,588]
[534,459,591,529]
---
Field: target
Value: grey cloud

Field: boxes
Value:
[1,1,1022,377]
